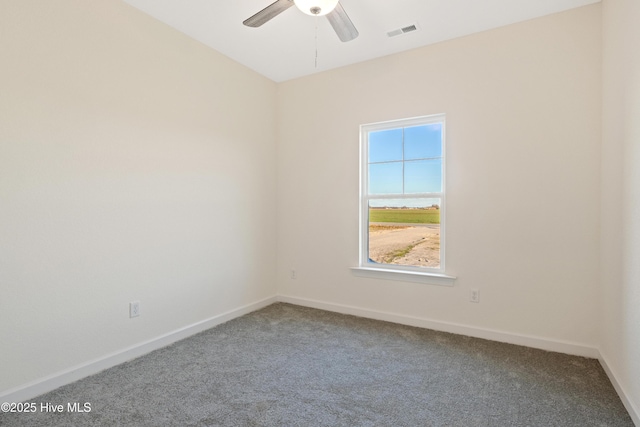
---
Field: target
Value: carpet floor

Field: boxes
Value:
[0,303,633,426]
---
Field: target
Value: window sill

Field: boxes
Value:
[350,267,456,286]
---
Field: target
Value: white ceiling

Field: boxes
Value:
[122,0,599,82]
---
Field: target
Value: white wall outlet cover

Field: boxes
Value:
[130,301,140,318]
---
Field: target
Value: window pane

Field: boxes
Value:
[369,162,403,194]
[404,159,442,193]
[369,129,403,163]
[404,124,442,160]
[368,198,441,268]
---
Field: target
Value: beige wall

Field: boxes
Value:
[601,0,640,420]
[0,0,277,392]
[277,5,602,347]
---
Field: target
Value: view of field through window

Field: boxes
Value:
[366,120,443,269]
[368,202,441,268]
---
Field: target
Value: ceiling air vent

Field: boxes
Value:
[387,23,419,38]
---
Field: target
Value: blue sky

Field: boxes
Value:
[368,123,442,206]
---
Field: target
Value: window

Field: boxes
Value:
[357,114,452,283]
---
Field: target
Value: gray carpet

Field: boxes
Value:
[0,303,633,426]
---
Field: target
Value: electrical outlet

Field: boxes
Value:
[130,301,140,318]
[290,269,296,279]
[470,289,480,303]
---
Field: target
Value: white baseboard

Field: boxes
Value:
[599,352,640,426]
[277,295,600,358]
[0,296,278,403]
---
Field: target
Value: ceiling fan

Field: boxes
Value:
[243,0,359,42]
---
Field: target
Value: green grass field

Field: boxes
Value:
[369,208,440,224]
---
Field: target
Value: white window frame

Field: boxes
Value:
[352,114,455,286]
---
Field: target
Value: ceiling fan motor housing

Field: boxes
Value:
[294,0,339,16]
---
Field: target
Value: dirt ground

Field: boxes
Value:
[368,224,440,268]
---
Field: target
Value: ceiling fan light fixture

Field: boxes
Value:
[293,0,339,16]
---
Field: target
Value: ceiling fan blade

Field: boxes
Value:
[243,0,294,28]
[326,2,359,42]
